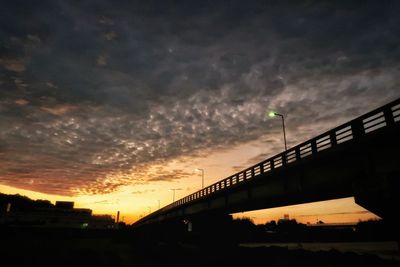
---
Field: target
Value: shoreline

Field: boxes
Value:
[240,241,400,261]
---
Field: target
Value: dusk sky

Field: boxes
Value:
[1,0,399,224]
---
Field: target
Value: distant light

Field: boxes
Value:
[268,111,276,118]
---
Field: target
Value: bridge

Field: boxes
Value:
[134,98,400,229]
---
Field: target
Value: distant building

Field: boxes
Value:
[0,200,115,229]
[89,215,115,229]
[0,206,92,228]
[278,214,290,224]
[0,198,119,229]
[55,201,74,209]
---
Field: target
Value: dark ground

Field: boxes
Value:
[1,227,399,267]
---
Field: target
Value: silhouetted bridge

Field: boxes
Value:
[134,98,400,227]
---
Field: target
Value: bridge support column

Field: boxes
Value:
[184,213,236,246]
[354,171,400,245]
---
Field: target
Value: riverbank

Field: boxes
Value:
[240,241,400,261]
[1,227,399,267]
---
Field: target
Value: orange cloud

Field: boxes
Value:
[0,58,26,72]
[15,99,29,105]
[40,104,76,115]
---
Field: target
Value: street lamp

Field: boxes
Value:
[268,111,287,151]
[195,168,204,189]
[170,188,181,202]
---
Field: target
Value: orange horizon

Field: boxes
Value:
[0,183,379,225]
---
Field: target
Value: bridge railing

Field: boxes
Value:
[155,98,400,215]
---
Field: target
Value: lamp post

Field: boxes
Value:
[268,111,287,151]
[170,188,181,202]
[195,168,204,189]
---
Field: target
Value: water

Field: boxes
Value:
[240,241,400,261]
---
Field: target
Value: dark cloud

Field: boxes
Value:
[1,0,399,195]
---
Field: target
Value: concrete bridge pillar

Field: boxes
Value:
[354,171,400,244]
[182,213,236,246]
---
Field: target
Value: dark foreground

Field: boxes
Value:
[1,227,399,267]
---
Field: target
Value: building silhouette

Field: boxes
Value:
[0,200,115,229]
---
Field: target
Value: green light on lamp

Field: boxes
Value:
[268,111,276,118]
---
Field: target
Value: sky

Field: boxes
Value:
[1,0,399,224]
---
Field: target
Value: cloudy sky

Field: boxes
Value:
[1,0,399,223]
